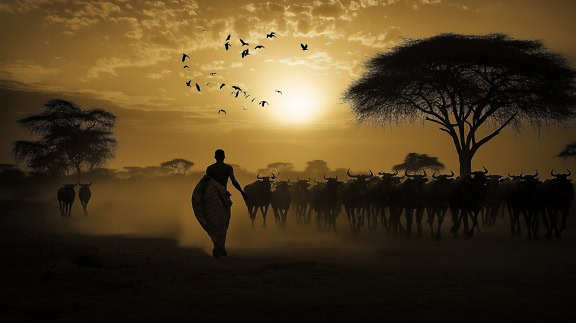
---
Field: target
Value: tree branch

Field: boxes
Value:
[471,113,517,154]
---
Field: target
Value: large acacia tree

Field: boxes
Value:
[344,33,576,175]
[13,99,117,180]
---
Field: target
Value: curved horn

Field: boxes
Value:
[257,173,262,179]
[567,169,572,177]
[533,169,538,178]
[432,172,438,179]
[422,169,427,177]
[404,170,414,178]
[271,172,276,179]
[508,172,513,178]
[347,168,357,178]
[89,182,92,186]
[378,171,384,175]
[368,169,373,177]
[551,169,556,177]
[335,175,338,181]
[324,174,328,180]
[448,170,454,178]
[393,170,398,176]
[297,176,300,181]
[482,166,488,174]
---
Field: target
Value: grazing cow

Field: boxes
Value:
[310,176,341,232]
[541,169,574,238]
[78,182,92,216]
[366,171,404,231]
[339,169,373,233]
[270,180,291,229]
[396,170,428,238]
[449,167,489,238]
[423,171,454,240]
[290,177,311,224]
[244,173,275,228]
[57,184,77,218]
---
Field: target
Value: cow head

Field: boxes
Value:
[551,169,572,181]
[508,172,523,181]
[404,169,428,183]
[275,180,290,190]
[296,176,311,188]
[347,168,373,182]
[432,170,455,183]
[79,182,92,188]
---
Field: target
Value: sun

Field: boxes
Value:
[274,84,322,123]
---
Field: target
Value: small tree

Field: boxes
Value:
[393,152,444,173]
[344,33,576,175]
[558,140,576,159]
[12,99,117,180]
[160,158,194,174]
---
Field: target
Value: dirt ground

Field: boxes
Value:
[1,198,576,322]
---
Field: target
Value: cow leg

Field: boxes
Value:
[405,209,414,238]
[248,205,257,229]
[436,209,446,241]
[427,209,435,239]
[415,208,424,238]
[261,205,269,228]
[558,207,569,238]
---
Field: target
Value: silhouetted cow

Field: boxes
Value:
[78,182,92,216]
[290,177,311,224]
[541,169,574,238]
[449,167,489,238]
[423,171,454,240]
[244,173,275,228]
[271,180,291,230]
[311,176,341,232]
[57,184,77,218]
[339,169,373,233]
[396,170,428,238]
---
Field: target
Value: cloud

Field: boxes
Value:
[0,61,60,84]
[347,26,404,48]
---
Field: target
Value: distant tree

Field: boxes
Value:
[393,152,445,173]
[257,162,294,177]
[304,160,330,178]
[0,164,26,185]
[160,158,194,174]
[344,33,576,175]
[12,99,117,180]
[558,140,576,159]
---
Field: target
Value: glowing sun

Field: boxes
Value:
[275,84,322,123]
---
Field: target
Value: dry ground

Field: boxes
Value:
[1,198,575,322]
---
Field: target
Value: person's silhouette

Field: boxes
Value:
[206,149,247,201]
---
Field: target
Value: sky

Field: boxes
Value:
[1,0,575,175]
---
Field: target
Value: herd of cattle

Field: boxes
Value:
[56,183,92,217]
[243,169,574,240]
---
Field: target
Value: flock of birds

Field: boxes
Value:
[181,32,310,115]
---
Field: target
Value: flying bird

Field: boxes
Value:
[241,49,250,58]
[266,32,276,38]
[251,98,256,102]
[244,93,250,99]
[225,34,231,41]
[181,53,190,62]
[254,45,265,50]
[201,29,208,32]
[235,91,240,98]
[183,65,189,69]
[205,82,211,86]
[259,100,269,107]
[195,83,201,92]
[224,42,231,50]
[219,83,226,89]
[242,105,247,110]
[185,80,191,87]
[210,72,216,76]
[275,89,283,95]
[240,39,249,46]
[218,109,226,114]
[300,43,308,50]
[232,85,242,92]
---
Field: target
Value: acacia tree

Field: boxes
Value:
[344,33,576,175]
[160,158,194,174]
[558,140,576,159]
[13,99,117,180]
[393,152,444,173]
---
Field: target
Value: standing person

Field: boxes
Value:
[192,149,247,258]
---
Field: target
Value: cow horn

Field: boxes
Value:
[393,170,398,176]
[567,169,572,177]
[404,170,414,178]
[378,171,384,175]
[482,166,488,174]
[422,169,427,177]
[335,175,338,181]
[271,173,276,179]
[324,174,328,180]
[347,168,357,178]
[368,169,373,177]
[448,170,454,178]
[297,176,300,181]
[551,169,556,177]
[508,172,513,178]
[532,169,538,178]
[432,172,438,179]
[257,173,262,179]
[89,182,92,186]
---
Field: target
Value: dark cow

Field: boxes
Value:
[57,183,77,218]
[423,171,454,240]
[449,167,489,238]
[395,170,428,238]
[503,170,543,239]
[78,182,92,216]
[310,176,341,232]
[290,177,311,224]
[541,169,574,238]
[270,180,291,230]
[481,175,504,227]
[244,173,276,228]
[338,169,373,233]
[366,171,403,231]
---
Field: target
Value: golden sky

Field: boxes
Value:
[1,0,575,175]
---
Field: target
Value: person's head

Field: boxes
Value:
[214,149,225,162]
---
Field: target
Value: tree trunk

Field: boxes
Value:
[458,152,472,176]
[75,164,82,183]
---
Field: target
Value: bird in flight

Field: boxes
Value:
[185,80,191,87]
[275,90,283,95]
[210,72,216,76]
[195,83,201,92]
[224,42,231,51]
[254,45,265,50]
[183,65,189,69]
[300,43,308,50]
[219,83,226,89]
[201,29,208,32]
[240,39,249,46]
[251,98,256,102]
[234,91,240,98]
[232,85,242,92]
[244,92,250,99]
[259,101,269,107]
[241,49,250,58]
[266,32,276,38]
[182,53,190,62]
[218,109,226,114]
[242,105,247,110]
[226,34,231,41]
[205,82,211,86]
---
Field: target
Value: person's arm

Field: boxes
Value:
[229,167,247,200]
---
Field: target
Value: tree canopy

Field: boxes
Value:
[160,158,194,174]
[393,152,445,173]
[12,99,117,179]
[558,140,576,159]
[344,33,576,175]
